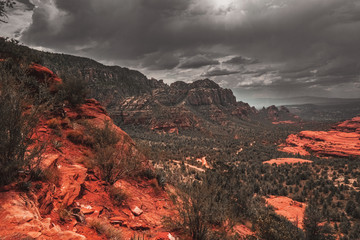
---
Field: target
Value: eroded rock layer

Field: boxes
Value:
[281,116,360,157]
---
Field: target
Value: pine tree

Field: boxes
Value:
[303,201,323,240]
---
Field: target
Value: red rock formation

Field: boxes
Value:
[0,65,178,239]
[28,64,63,92]
[266,196,306,229]
[280,116,360,157]
[0,191,87,240]
[334,116,360,133]
[263,158,313,165]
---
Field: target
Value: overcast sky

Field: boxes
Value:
[1,0,360,105]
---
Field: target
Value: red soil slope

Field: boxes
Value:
[0,66,178,240]
[280,116,360,157]
[263,158,313,165]
[266,196,306,229]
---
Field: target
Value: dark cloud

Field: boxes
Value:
[16,0,360,99]
[140,52,180,70]
[224,56,258,65]
[202,67,240,77]
[178,55,219,69]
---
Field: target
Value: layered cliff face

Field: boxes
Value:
[280,116,360,157]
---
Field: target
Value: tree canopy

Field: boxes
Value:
[0,0,14,23]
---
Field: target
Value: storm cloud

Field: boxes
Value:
[7,0,360,100]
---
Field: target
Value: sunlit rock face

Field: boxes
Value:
[281,116,360,157]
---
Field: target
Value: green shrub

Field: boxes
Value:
[59,75,87,106]
[0,65,43,186]
[88,121,142,184]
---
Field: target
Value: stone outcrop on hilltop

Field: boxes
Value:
[0,65,178,240]
[28,63,63,92]
[259,105,299,123]
[115,79,261,133]
[281,116,360,157]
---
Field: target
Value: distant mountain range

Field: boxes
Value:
[250,96,360,108]
[2,37,356,129]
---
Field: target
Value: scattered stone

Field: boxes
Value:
[27,231,42,238]
[131,206,143,216]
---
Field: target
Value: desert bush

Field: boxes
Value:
[169,174,231,240]
[47,118,61,129]
[67,130,84,144]
[0,65,44,186]
[87,121,142,184]
[88,218,123,240]
[30,166,61,186]
[94,145,140,184]
[109,186,128,206]
[88,120,120,149]
[58,207,72,222]
[139,168,156,180]
[254,208,305,240]
[59,74,87,106]
[156,170,166,188]
[67,130,92,146]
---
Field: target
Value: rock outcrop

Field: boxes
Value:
[0,64,178,239]
[115,79,260,133]
[266,196,306,229]
[28,64,63,92]
[259,105,299,122]
[0,191,87,240]
[263,158,313,165]
[281,116,360,157]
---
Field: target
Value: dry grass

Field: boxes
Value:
[88,218,123,240]
[67,130,94,146]
[58,207,72,222]
[109,186,128,206]
[47,118,62,129]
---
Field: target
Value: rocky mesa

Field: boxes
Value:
[280,116,360,157]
